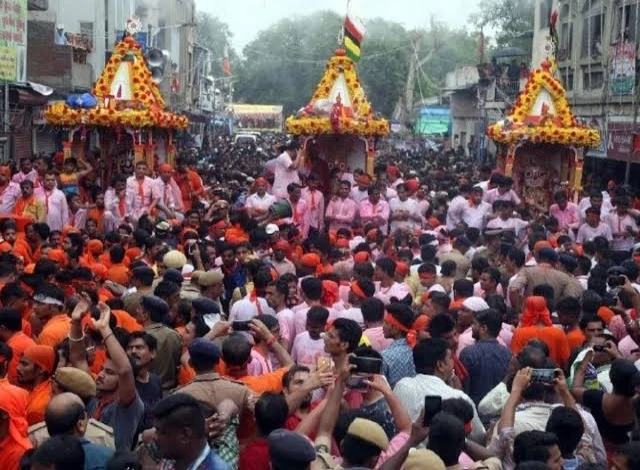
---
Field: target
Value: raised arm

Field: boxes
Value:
[68,296,90,372]
[94,302,137,406]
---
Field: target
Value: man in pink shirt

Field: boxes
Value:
[374,257,411,305]
[483,175,522,206]
[283,183,309,239]
[301,174,325,235]
[151,163,184,221]
[362,296,394,351]
[0,166,21,214]
[549,190,580,233]
[34,171,68,231]
[125,161,156,222]
[265,279,297,351]
[326,180,358,232]
[11,157,37,185]
[456,297,512,356]
[359,185,390,235]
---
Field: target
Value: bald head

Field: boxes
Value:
[45,392,86,437]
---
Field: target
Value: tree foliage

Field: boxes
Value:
[196,11,482,119]
[471,0,535,49]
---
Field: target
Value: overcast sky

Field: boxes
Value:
[195,0,483,52]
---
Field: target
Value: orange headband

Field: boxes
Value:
[419,272,436,281]
[351,281,367,299]
[384,312,417,348]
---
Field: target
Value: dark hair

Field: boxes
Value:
[429,292,451,311]
[557,294,582,317]
[0,307,21,332]
[441,398,474,425]
[428,313,456,338]
[361,297,385,323]
[475,308,502,338]
[109,245,125,264]
[513,430,560,466]
[427,412,466,465]
[153,393,206,438]
[35,259,58,279]
[354,279,376,298]
[222,333,252,366]
[154,280,180,300]
[307,306,329,325]
[255,393,289,436]
[413,338,450,375]
[35,283,66,306]
[482,267,501,285]
[610,359,640,397]
[300,277,323,301]
[31,435,85,470]
[376,257,396,277]
[332,318,362,353]
[546,406,584,458]
[507,247,526,268]
[127,331,158,351]
[579,314,605,331]
[282,364,310,389]
[453,279,474,298]
[386,302,414,329]
[440,260,457,277]
[532,284,555,311]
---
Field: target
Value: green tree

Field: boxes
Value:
[196,12,239,78]
[471,0,535,49]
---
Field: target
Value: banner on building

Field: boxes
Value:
[610,41,636,95]
[0,0,27,83]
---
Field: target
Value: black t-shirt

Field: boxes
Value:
[583,389,634,445]
[136,373,163,432]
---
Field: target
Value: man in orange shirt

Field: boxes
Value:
[556,296,586,352]
[174,156,205,212]
[221,318,294,394]
[14,179,46,222]
[33,284,71,348]
[17,344,54,425]
[0,307,35,384]
[106,245,130,286]
[511,296,571,368]
[0,343,32,469]
[0,219,33,264]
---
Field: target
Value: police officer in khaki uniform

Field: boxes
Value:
[29,367,115,449]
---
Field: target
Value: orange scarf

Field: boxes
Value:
[87,208,105,233]
[384,312,417,348]
[14,196,34,217]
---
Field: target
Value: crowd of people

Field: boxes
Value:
[1,132,640,470]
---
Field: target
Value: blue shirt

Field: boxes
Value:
[459,338,511,404]
[381,338,416,388]
[81,439,114,470]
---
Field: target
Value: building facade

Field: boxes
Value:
[547,0,640,183]
[20,0,196,161]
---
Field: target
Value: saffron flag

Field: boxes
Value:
[222,44,231,76]
[343,14,365,62]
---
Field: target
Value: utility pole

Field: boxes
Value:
[626,74,640,184]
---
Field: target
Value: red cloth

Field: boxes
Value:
[238,438,270,470]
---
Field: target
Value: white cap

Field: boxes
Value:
[265,223,279,235]
[57,24,64,30]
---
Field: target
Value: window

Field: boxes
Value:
[581,11,605,58]
[616,3,639,43]
[559,4,573,60]
[582,69,604,89]
[559,67,574,90]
